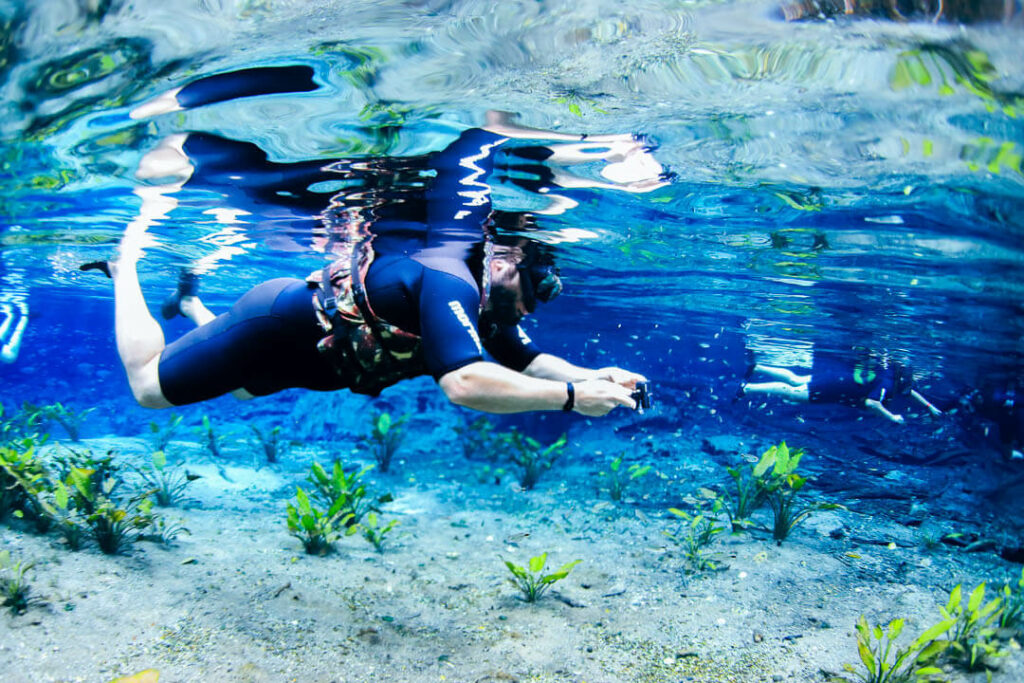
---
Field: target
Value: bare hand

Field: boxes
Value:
[593,367,647,390]
[573,379,637,416]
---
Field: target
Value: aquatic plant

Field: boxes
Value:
[0,440,47,522]
[504,552,581,603]
[46,479,88,550]
[664,505,727,574]
[148,414,183,451]
[756,441,842,544]
[504,431,567,490]
[940,582,1007,673]
[474,464,506,485]
[0,549,35,615]
[250,425,289,465]
[0,402,45,447]
[130,450,195,507]
[719,458,769,532]
[454,415,503,461]
[363,412,408,473]
[142,516,190,546]
[307,460,391,527]
[68,466,156,554]
[598,454,650,502]
[843,615,952,683]
[359,511,398,553]
[285,486,354,555]
[997,567,1024,629]
[24,402,95,442]
[197,415,225,458]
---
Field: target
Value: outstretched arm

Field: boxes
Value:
[521,353,646,388]
[439,360,638,416]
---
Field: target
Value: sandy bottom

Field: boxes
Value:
[1,428,1022,683]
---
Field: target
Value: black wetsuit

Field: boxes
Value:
[807,355,898,408]
[157,128,542,406]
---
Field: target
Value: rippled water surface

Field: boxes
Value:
[0,0,1022,451]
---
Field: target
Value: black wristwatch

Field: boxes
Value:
[562,382,575,412]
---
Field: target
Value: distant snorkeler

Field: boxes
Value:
[82,65,666,417]
[777,0,1021,22]
[957,384,1024,461]
[739,349,942,424]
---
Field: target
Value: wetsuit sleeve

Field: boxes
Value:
[417,269,487,379]
[483,324,542,372]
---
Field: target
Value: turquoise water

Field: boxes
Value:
[1,1,1023,679]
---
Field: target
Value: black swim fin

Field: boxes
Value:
[161,269,200,320]
[79,261,112,278]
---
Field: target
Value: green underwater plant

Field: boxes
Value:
[504,552,581,603]
[197,415,225,458]
[363,412,408,473]
[598,454,650,502]
[67,465,156,554]
[755,441,842,544]
[940,582,1008,673]
[286,486,354,555]
[719,458,769,532]
[148,414,183,451]
[843,615,952,683]
[130,450,196,507]
[997,567,1024,629]
[0,402,46,447]
[504,432,567,490]
[307,460,391,527]
[0,549,35,615]
[0,440,48,523]
[454,415,503,461]
[664,505,727,574]
[250,425,289,465]
[359,511,398,553]
[24,402,95,442]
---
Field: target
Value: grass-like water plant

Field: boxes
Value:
[997,567,1024,629]
[940,582,1008,673]
[664,505,727,574]
[504,432,567,490]
[196,415,226,458]
[843,615,952,683]
[599,454,650,502]
[68,465,155,554]
[24,402,95,442]
[250,425,289,465]
[286,486,354,555]
[363,412,408,473]
[756,441,842,544]
[0,549,35,615]
[308,460,391,527]
[148,414,183,451]
[0,440,48,523]
[454,415,502,461]
[504,552,581,603]
[359,511,398,553]
[130,450,195,507]
[720,458,769,532]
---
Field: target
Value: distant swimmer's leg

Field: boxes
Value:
[130,65,318,120]
[741,381,810,402]
[751,365,810,387]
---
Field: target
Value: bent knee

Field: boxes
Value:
[128,359,174,409]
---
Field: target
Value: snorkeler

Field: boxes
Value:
[739,351,942,424]
[83,66,656,416]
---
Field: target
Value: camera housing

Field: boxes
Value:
[631,381,653,413]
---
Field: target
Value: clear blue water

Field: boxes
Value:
[0,1,1022,490]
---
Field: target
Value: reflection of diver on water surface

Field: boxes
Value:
[778,0,1021,22]
[740,349,942,424]
[81,65,669,417]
